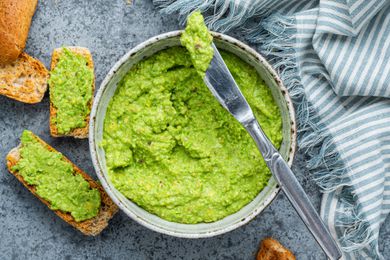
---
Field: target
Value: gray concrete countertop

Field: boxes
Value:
[0,1,388,259]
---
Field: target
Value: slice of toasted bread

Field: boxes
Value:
[257,238,295,260]
[6,132,118,236]
[49,46,95,138]
[0,53,48,103]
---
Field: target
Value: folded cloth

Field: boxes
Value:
[153,0,390,259]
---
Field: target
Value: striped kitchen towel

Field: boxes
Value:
[153,0,390,259]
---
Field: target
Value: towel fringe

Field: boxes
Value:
[336,188,379,258]
[153,0,288,33]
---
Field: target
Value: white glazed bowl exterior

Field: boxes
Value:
[89,31,296,238]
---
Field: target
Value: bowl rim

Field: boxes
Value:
[89,30,297,238]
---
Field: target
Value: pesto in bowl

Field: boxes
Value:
[100,12,282,224]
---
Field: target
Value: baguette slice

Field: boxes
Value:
[0,53,48,103]
[6,132,118,236]
[49,46,95,138]
[257,238,295,260]
[0,0,38,64]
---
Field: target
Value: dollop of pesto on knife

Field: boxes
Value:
[180,11,214,77]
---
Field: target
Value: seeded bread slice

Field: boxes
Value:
[257,238,296,260]
[6,132,118,236]
[49,47,95,138]
[0,53,48,103]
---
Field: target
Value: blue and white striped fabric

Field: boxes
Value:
[153,0,390,259]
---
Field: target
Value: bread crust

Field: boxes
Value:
[0,0,38,64]
[49,47,95,139]
[0,53,48,103]
[6,133,118,236]
[257,238,296,260]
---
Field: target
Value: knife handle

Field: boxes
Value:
[244,119,342,260]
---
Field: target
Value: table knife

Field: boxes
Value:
[204,43,342,260]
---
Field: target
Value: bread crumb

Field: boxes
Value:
[257,238,295,260]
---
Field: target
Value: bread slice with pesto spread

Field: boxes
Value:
[6,130,118,236]
[49,47,95,138]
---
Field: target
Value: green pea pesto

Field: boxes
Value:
[13,130,101,222]
[180,11,214,77]
[101,11,282,223]
[49,48,94,134]
[102,44,282,223]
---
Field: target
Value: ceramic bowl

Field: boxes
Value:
[89,31,296,238]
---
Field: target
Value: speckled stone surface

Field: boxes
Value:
[0,1,388,259]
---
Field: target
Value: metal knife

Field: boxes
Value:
[204,44,342,260]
